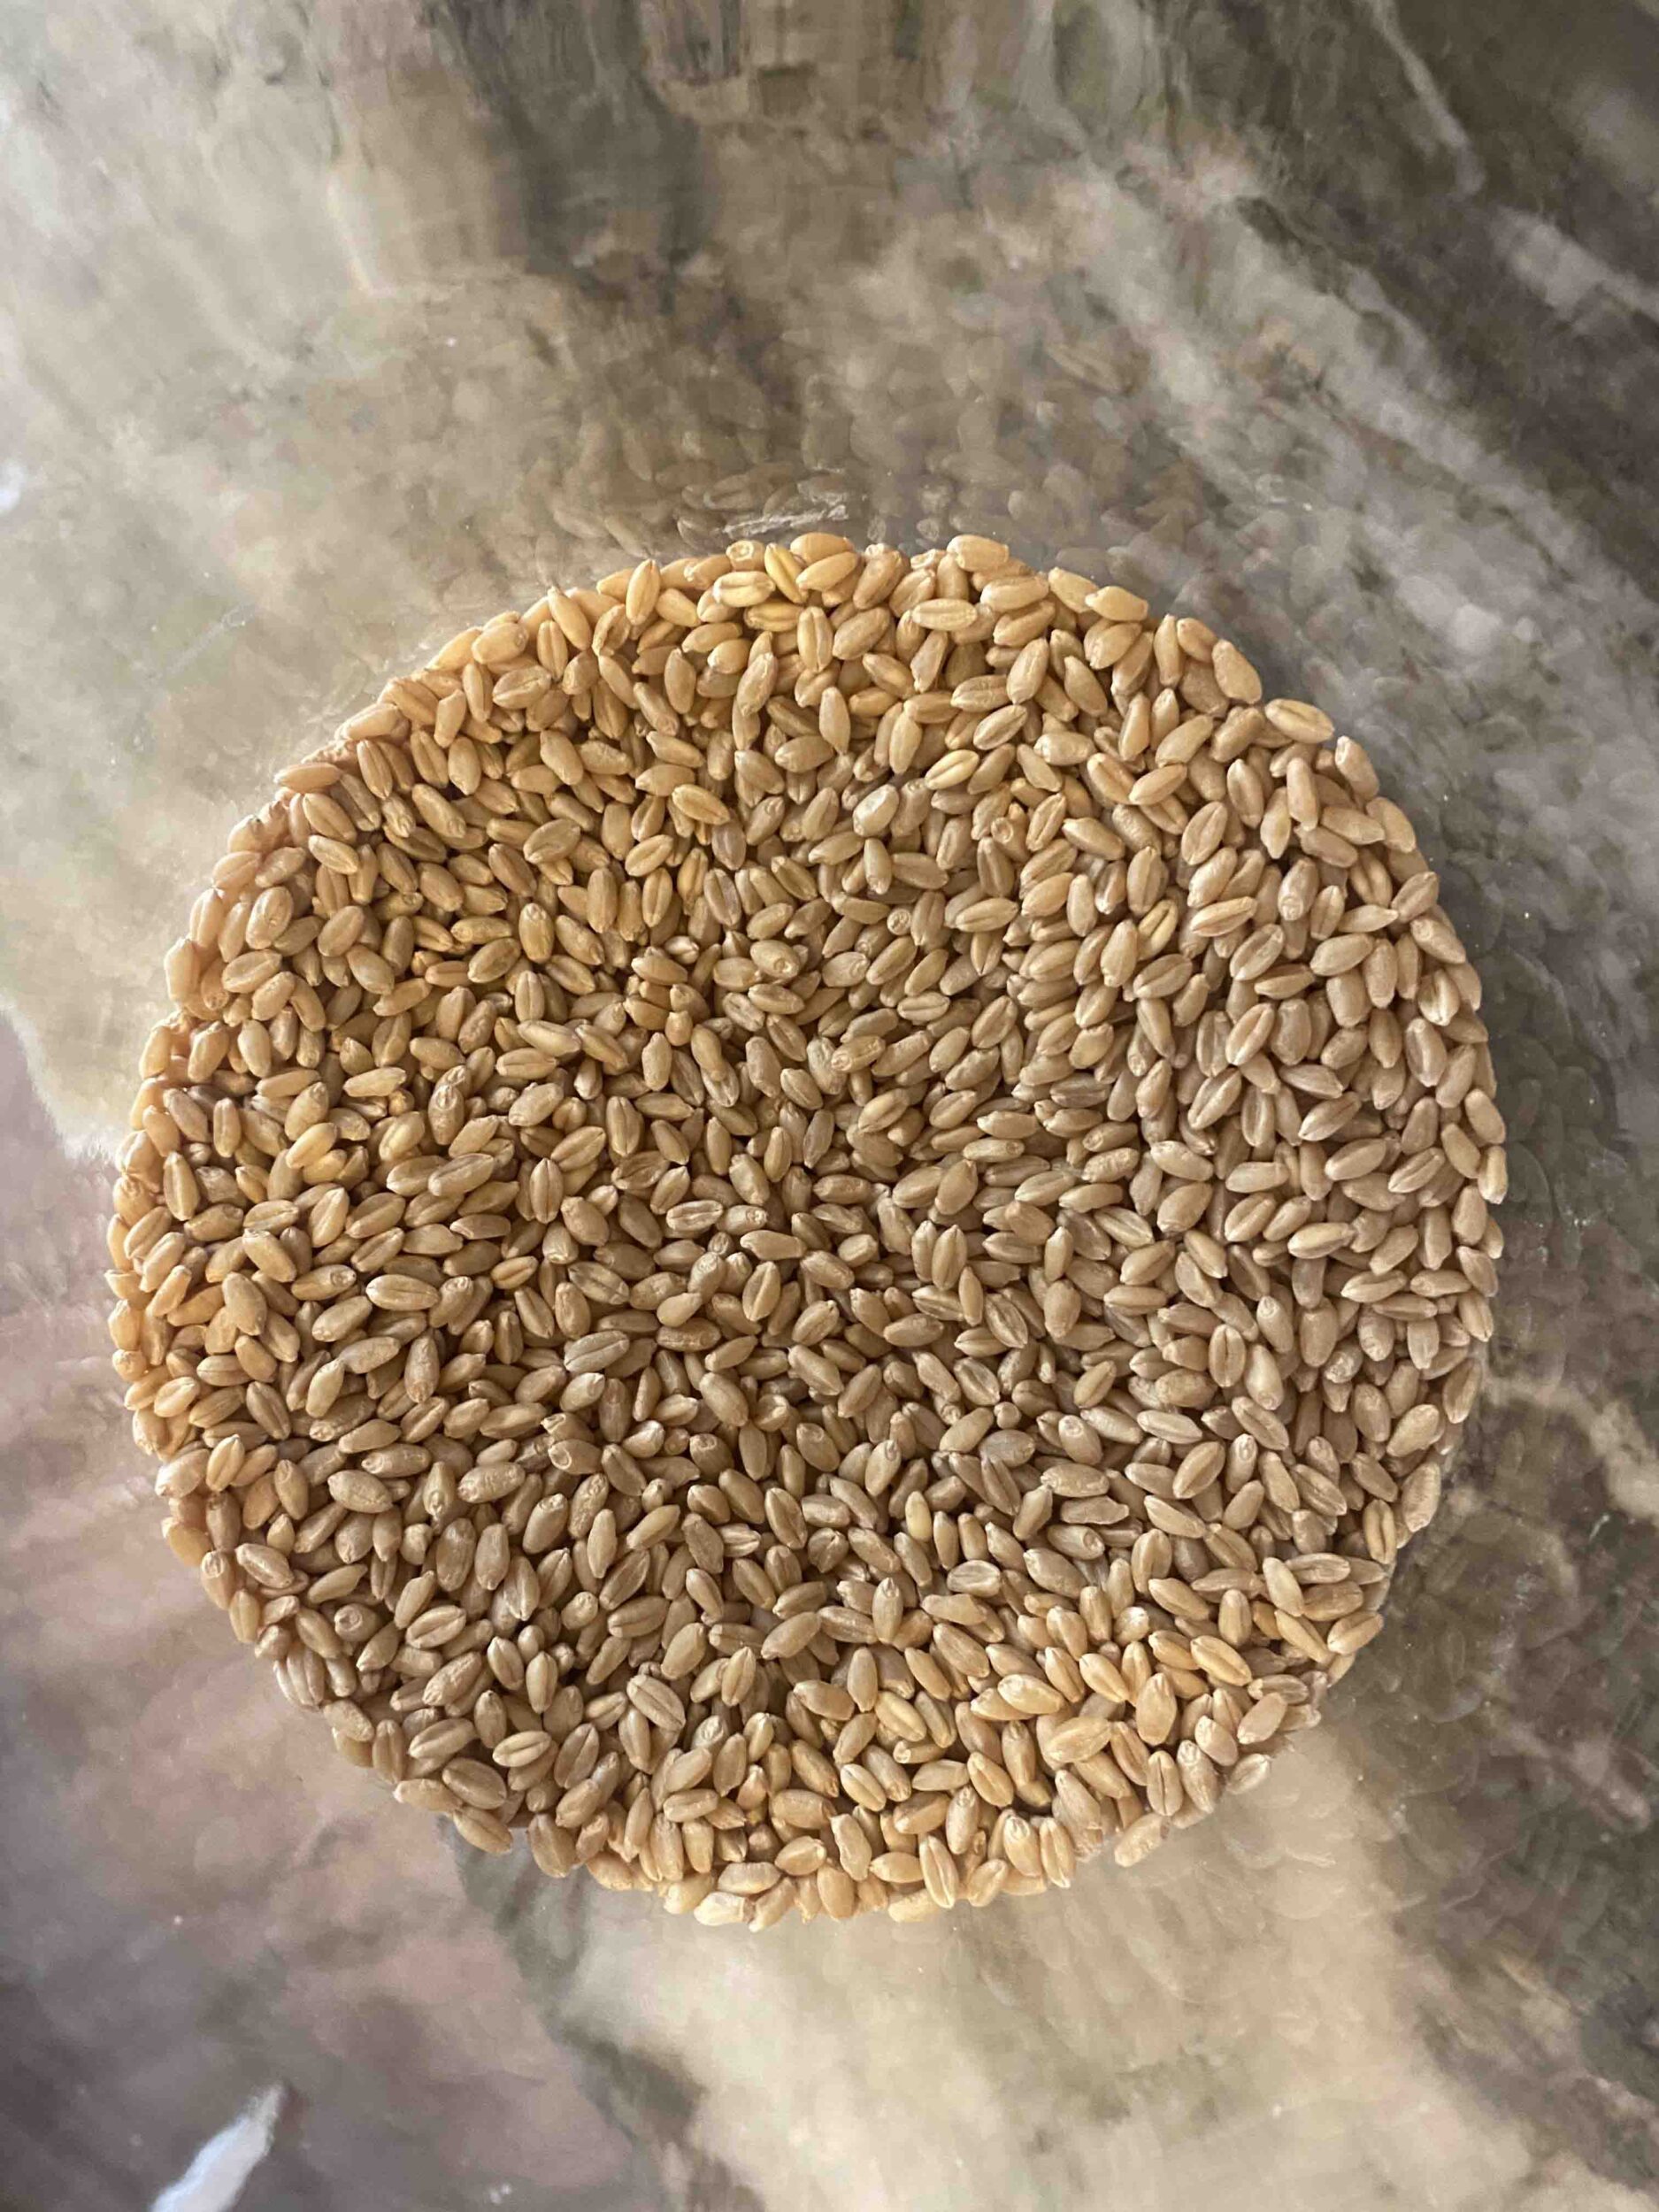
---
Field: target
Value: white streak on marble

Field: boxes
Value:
[1492,207,1659,323]
[150,2085,284,2212]
[1486,1373,1659,1535]
[1354,0,1485,194]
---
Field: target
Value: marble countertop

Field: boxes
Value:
[4,3,1659,2207]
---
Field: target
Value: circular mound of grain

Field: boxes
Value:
[109,534,1504,1926]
